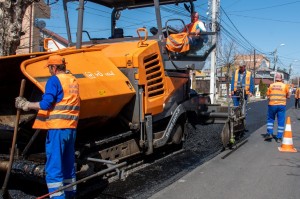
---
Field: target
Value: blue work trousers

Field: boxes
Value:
[45,129,76,199]
[267,105,286,139]
[232,94,248,120]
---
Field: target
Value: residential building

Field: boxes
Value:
[16,1,50,54]
[234,54,270,71]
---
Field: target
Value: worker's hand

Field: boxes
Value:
[231,91,234,96]
[15,97,30,111]
[249,92,253,97]
[15,96,25,105]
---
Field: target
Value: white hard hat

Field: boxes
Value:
[239,60,246,67]
[275,73,282,81]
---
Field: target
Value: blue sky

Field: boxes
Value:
[43,0,300,76]
[220,0,300,77]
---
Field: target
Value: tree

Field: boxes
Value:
[217,39,237,98]
[259,79,267,99]
[0,0,38,56]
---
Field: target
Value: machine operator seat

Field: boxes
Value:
[165,26,207,56]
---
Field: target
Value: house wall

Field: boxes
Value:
[234,54,270,70]
[16,2,50,54]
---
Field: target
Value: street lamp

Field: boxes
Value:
[273,43,285,82]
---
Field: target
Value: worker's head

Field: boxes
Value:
[239,60,246,73]
[191,12,199,23]
[275,73,283,82]
[46,55,66,75]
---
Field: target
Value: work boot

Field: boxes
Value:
[264,134,273,141]
[262,133,269,138]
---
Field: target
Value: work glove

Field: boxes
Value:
[15,97,30,111]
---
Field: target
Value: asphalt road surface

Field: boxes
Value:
[245,98,292,135]
[83,97,295,199]
[4,97,297,199]
[150,98,300,199]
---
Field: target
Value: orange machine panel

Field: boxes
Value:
[21,48,136,121]
[102,40,167,116]
[102,40,187,116]
[134,42,166,115]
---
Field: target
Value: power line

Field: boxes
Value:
[220,6,257,51]
[228,14,300,24]
[228,1,300,13]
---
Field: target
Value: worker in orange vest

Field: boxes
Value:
[295,87,300,109]
[166,12,207,53]
[15,55,80,198]
[230,60,254,107]
[264,73,290,142]
[183,11,207,48]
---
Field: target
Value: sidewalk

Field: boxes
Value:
[150,108,300,199]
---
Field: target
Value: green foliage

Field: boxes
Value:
[259,79,268,98]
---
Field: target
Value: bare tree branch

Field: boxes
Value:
[217,39,237,97]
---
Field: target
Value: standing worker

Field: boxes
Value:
[295,87,300,109]
[231,60,254,107]
[15,55,80,199]
[264,73,290,142]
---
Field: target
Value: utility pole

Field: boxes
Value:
[253,49,256,94]
[288,63,292,83]
[273,49,278,83]
[273,44,285,82]
[220,66,223,97]
[209,0,219,104]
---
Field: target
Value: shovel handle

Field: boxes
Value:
[1,79,26,195]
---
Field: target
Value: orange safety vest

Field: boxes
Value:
[166,32,190,53]
[233,70,251,94]
[267,82,288,106]
[187,21,199,33]
[33,73,80,129]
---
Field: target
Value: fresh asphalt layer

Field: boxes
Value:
[150,102,300,199]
